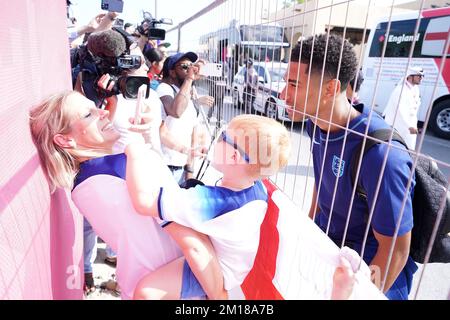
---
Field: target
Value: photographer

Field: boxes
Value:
[157,53,214,184]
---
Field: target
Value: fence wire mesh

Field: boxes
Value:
[165,0,450,299]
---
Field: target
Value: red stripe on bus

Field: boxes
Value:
[425,32,449,41]
[422,7,450,18]
[434,58,450,91]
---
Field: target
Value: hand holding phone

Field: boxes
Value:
[134,84,147,125]
[198,63,223,77]
[101,0,124,13]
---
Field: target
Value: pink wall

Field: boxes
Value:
[0,1,83,299]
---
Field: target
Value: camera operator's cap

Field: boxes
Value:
[407,66,424,77]
[167,52,198,70]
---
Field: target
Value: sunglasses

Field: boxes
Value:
[218,131,250,163]
[178,63,193,71]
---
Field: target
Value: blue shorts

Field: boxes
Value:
[180,260,206,299]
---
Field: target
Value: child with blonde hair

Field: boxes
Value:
[126,114,291,299]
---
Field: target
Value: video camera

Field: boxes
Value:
[136,11,172,40]
[93,52,150,101]
[72,28,150,106]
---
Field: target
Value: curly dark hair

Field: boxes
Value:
[349,69,364,93]
[291,34,357,92]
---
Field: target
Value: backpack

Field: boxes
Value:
[350,129,450,263]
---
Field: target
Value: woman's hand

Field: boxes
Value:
[128,110,156,144]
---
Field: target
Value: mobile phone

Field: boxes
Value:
[199,63,223,77]
[101,0,124,13]
[134,84,147,124]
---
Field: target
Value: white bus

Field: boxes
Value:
[359,7,450,139]
[199,20,290,86]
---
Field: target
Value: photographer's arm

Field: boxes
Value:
[160,78,195,118]
[161,65,201,118]
[71,12,118,43]
[96,74,118,121]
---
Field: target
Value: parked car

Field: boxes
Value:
[232,62,290,122]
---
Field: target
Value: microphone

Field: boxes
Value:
[87,30,126,58]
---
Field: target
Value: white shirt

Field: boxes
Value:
[384,80,421,150]
[159,181,268,290]
[71,154,182,299]
[157,83,199,166]
[112,90,164,154]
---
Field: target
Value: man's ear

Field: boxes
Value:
[325,79,341,97]
[53,134,76,149]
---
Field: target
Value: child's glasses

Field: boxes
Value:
[218,131,251,163]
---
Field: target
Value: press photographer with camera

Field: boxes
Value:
[134,12,173,53]
[156,53,215,184]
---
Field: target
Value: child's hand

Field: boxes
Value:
[339,246,371,280]
[332,255,356,299]
[331,246,370,300]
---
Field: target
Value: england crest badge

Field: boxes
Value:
[332,155,345,178]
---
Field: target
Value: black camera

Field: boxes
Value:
[137,11,172,40]
[72,28,150,105]
[94,56,150,100]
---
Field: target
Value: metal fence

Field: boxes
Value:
[165,0,450,299]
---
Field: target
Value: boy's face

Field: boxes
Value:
[212,129,250,171]
[281,62,324,121]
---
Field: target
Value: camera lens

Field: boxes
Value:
[119,76,149,99]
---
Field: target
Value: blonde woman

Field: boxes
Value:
[29,91,222,300]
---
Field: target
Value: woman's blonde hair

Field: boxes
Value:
[228,114,291,177]
[29,90,79,192]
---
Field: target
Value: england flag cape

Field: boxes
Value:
[240,180,385,300]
